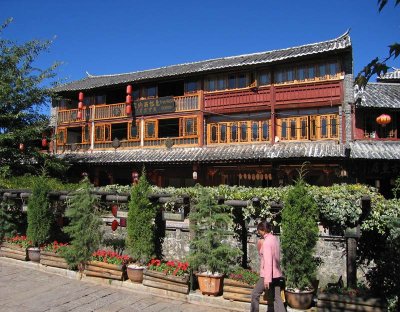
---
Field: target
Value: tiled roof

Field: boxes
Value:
[58,142,343,164]
[349,141,400,159]
[53,31,351,93]
[378,68,400,82]
[358,83,400,108]
[58,140,400,164]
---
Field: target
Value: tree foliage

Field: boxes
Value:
[62,177,102,269]
[281,176,319,290]
[0,18,67,176]
[188,187,242,274]
[126,169,156,265]
[26,173,52,246]
[355,0,399,86]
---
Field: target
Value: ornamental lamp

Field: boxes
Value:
[132,171,139,184]
[376,114,391,126]
[111,204,118,217]
[126,84,132,95]
[41,137,47,148]
[111,220,119,231]
[77,110,83,120]
[126,94,132,104]
[78,92,84,101]
[126,104,132,115]
[78,101,84,110]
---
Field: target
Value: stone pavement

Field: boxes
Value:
[0,259,237,312]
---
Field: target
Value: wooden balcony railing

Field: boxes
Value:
[57,94,200,125]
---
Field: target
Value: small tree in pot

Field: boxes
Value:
[26,174,52,262]
[281,171,319,309]
[126,169,156,283]
[188,187,242,296]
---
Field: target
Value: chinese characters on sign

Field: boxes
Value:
[134,96,176,116]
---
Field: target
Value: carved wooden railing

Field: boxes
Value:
[57,94,200,125]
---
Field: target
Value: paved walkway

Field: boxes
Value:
[0,260,236,312]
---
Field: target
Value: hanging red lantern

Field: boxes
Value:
[41,137,47,148]
[126,85,132,95]
[78,101,84,110]
[126,94,132,104]
[78,92,84,101]
[126,104,132,115]
[111,220,119,231]
[19,143,25,151]
[376,114,391,126]
[111,204,118,217]
[77,110,83,120]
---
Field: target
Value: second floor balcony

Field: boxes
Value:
[56,93,201,125]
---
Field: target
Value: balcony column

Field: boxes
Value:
[140,117,144,147]
[90,105,95,150]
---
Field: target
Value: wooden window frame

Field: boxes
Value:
[179,117,198,137]
[144,120,157,139]
[128,121,140,140]
[56,128,67,145]
[83,125,91,143]
[94,124,111,142]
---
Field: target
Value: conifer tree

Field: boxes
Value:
[63,176,102,269]
[188,187,241,274]
[0,201,17,241]
[27,174,52,246]
[126,169,156,265]
[281,174,319,290]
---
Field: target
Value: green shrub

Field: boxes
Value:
[62,177,102,269]
[126,169,156,265]
[281,176,319,290]
[26,175,52,246]
[188,187,242,275]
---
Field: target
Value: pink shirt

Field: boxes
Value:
[259,233,282,284]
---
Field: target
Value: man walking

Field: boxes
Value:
[251,221,286,312]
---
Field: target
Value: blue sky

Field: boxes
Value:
[1,0,399,87]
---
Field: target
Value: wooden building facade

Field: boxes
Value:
[51,32,400,197]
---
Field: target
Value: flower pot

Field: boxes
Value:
[284,288,314,310]
[143,269,190,294]
[40,251,68,269]
[127,266,144,283]
[196,273,224,296]
[27,247,41,263]
[0,242,28,261]
[84,260,126,281]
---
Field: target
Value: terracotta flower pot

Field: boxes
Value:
[284,288,314,310]
[127,266,144,283]
[196,273,224,296]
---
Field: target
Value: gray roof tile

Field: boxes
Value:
[54,31,351,93]
[378,68,400,81]
[349,141,400,159]
[359,83,400,108]
[58,142,343,164]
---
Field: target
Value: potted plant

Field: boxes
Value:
[62,176,103,270]
[84,250,130,280]
[188,187,242,296]
[126,169,156,283]
[281,171,319,309]
[1,234,31,260]
[40,241,69,269]
[26,174,53,262]
[143,259,190,294]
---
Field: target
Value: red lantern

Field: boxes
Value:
[78,101,84,110]
[111,204,118,217]
[126,85,132,95]
[19,143,24,151]
[376,114,391,126]
[41,138,47,148]
[77,110,83,120]
[126,94,132,104]
[78,92,84,101]
[111,220,119,231]
[126,104,132,115]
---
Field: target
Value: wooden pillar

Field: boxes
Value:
[346,237,357,289]
[270,84,276,145]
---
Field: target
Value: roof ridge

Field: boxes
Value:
[87,30,351,79]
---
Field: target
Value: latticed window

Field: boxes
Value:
[230,122,239,142]
[239,122,248,142]
[83,125,90,143]
[94,124,111,142]
[128,121,140,140]
[145,120,156,138]
[179,117,197,136]
[56,128,66,145]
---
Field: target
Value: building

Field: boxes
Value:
[51,32,400,196]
